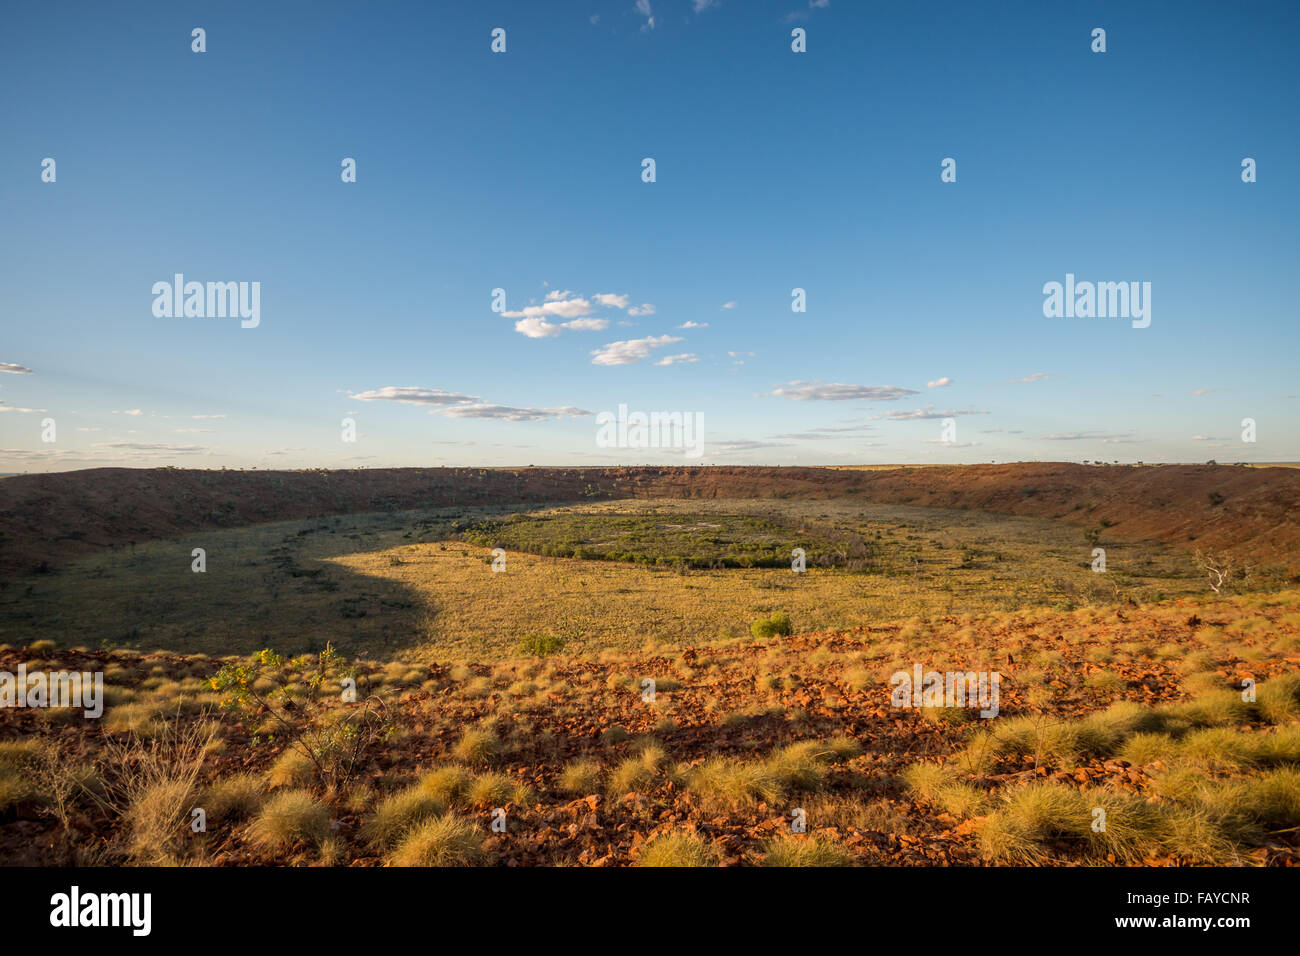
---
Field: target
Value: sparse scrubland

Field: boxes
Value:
[1,586,1298,866]
[0,465,1296,866]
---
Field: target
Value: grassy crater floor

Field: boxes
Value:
[0,499,1224,659]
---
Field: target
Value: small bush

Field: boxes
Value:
[750,611,793,640]
[516,633,565,657]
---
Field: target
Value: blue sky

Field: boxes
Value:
[1,0,1297,471]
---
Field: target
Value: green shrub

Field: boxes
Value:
[751,611,792,640]
[516,633,565,656]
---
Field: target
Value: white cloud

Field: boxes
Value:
[351,385,589,424]
[507,291,648,337]
[561,317,610,332]
[0,363,33,375]
[1041,431,1142,443]
[870,406,988,421]
[94,441,206,453]
[721,301,737,310]
[436,404,592,422]
[768,424,875,440]
[514,317,562,338]
[655,353,700,366]
[0,405,44,413]
[591,335,682,366]
[352,386,479,406]
[503,296,594,321]
[768,381,918,402]
[1004,372,1054,385]
[636,0,655,30]
[926,377,952,388]
[712,438,794,453]
[515,315,610,337]
[191,414,227,419]
[677,321,708,329]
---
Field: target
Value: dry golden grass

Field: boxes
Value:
[636,830,720,867]
[385,815,485,867]
[248,790,329,851]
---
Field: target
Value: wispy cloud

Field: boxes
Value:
[783,0,829,23]
[0,363,33,375]
[1003,372,1054,385]
[926,377,952,388]
[352,386,588,423]
[94,441,206,453]
[437,404,591,422]
[636,0,655,31]
[591,335,682,366]
[869,406,988,421]
[712,438,794,453]
[768,425,875,440]
[767,381,918,402]
[352,386,478,407]
[655,353,700,366]
[1041,431,1144,443]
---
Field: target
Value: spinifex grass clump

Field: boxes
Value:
[909,674,1300,865]
[208,644,393,789]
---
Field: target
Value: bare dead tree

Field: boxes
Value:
[1194,549,1245,594]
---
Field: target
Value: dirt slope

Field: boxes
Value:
[0,463,1295,577]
